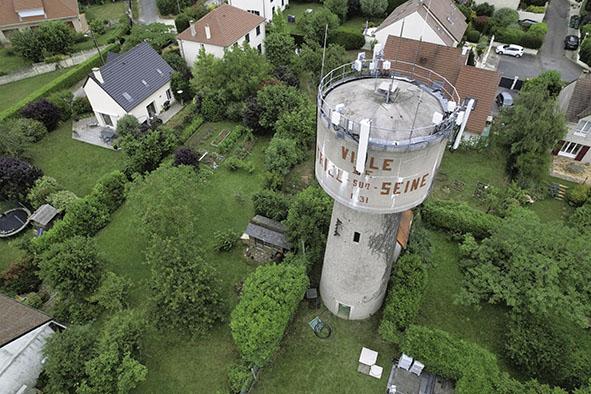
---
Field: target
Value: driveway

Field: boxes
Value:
[138,0,161,24]
[497,0,582,82]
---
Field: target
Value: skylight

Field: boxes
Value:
[156,68,163,75]
[122,92,133,102]
[141,80,148,86]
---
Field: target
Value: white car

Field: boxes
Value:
[495,44,524,57]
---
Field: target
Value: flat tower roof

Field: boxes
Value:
[324,78,444,141]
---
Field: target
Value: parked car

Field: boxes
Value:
[564,35,580,50]
[495,44,524,57]
[496,92,514,108]
[570,15,580,29]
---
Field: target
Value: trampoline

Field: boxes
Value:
[0,207,31,238]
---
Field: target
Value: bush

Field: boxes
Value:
[47,90,73,121]
[92,170,128,213]
[174,147,200,169]
[526,5,545,13]
[566,184,590,207]
[466,29,481,43]
[496,27,524,45]
[264,137,302,175]
[252,190,290,221]
[224,157,255,173]
[472,15,490,33]
[12,21,74,62]
[474,2,494,17]
[230,264,309,366]
[520,22,547,49]
[227,363,251,393]
[421,199,501,239]
[263,171,284,191]
[13,118,47,142]
[201,92,226,121]
[72,96,92,119]
[332,29,365,50]
[569,202,591,231]
[218,126,254,154]
[156,0,190,16]
[579,37,591,66]
[0,156,43,200]
[20,99,62,131]
[47,190,79,212]
[89,271,129,312]
[27,176,62,209]
[379,254,428,344]
[491,8,519,32]
[213,230,238,252]
[0,257,41,295]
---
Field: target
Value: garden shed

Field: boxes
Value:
[241,215,291,262]
[29,204,60,230]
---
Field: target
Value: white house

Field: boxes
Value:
[373,0,467,47]
[555,72,591,163]
[227,0,288,22]
[0,294,63,393]
[177,4,266,65]
[474,0,519,10]
[82,42,175,129]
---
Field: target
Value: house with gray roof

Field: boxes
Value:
[82,42,175,129]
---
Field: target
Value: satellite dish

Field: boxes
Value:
[353,60,362,72]
[432,111,443,125]
[382,60,391,70]
[447,101,457,112]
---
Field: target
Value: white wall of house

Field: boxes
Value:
[559,116,591,163]
[178,23,265,65]
[474,0,519,10]
[84,78,174,128]
[228,0,287,21]
[374,13,447,47]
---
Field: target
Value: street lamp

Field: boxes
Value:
[85,29,104,65]
[177,90,184,105]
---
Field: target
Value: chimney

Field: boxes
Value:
[205,24,211,40]
[92,67,104,84]
[189,20,196,36]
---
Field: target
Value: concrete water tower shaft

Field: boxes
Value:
[315,56,465,320]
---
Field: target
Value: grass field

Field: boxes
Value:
[0,69,69,112]
[0,47,31,75]
[95,126,268,392]
[27,121,125,196]
[84,1,128,21]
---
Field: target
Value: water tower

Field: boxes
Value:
[316,51,466,320]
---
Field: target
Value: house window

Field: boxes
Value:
[245,33,250,43]
[166,89,172,100]
[575,120,591,136]
[256,25,261,36]
[257,43,262,53]
[248,9,260,15]
[272,6,275,14]
[353,232,360,243]
[100,113,113,127]
[558,141,584,159]
[282,0,284,5]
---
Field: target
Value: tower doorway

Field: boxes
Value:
[337,302,351,319]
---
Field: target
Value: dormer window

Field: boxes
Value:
[245,33,250,43]
[575,120,591,136]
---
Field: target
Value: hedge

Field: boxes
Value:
[379,254,428,344]
[401,325,567,394]
[230,264,309,366]
[0,44,119,122]
[332,29,365,50]
[421,200,501,239]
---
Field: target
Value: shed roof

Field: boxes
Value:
[85,42,174,112]
[454,65,501,133]
[0,0,79,27]
[0,294,52,347]
[559,72,591,123]
[177,4,265,47]
[29,204,59,226]
[376,0,467,46]
[244,215,291,250]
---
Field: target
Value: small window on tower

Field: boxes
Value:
[353,232,360,243]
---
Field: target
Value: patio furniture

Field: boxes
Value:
[398,353,413,371]
[359,347,378,375]
[369,364,383,379]
[387,384,397,394]
[410,360,424,376]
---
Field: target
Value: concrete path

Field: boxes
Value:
[138,0,162,24]
[497,0,582,82]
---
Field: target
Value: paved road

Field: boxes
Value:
[138,0,161,24]
[497,0,582,82]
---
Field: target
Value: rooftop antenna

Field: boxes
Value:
[320,23,329,82]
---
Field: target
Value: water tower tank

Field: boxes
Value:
[316,58,463,319]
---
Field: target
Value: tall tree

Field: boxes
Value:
[0,156,42,200]
[360,0,388,17]
[492,85,567,186]
[298,9,340,44]
[325,0,349,22]
[264,32,296,68]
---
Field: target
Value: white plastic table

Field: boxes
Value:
[359,347,378,366]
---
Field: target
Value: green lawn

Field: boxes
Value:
[254,306,395,394]
[27,121,125,196]
[0,47,31,75]
[0,69,69,112]
[283,2,323,34]
[95,128,268,392]
[0,235,26,272]
[84,1,128,21]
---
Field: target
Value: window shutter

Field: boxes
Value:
[552,140,564,156]
[575,145,590,161]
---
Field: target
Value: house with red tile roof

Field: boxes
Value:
[383,35,500,136]
[177,4,265,65]
[0,0,87,43]
[374,0,467,48]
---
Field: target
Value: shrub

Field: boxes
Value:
[252,190,290,221]
[13,118,47,142]
[566,184,590,207]
[263,171,284,191]
[474,2,494,17]
[72,96,92,119]
[92,170,128,213]
[490,8,519,32]
[472,15,490,33]
[227,363,251,393]
[526,5,545,13]
[0,257,41,295]
[156,0,190,16]
[213,230,238,252]
[332,29,365,50]
[0,156,43,200]
[421,199,501,239]
[496,27,524,45]
[201,92,226,121]
[569,202,591,231]
[27,175,62,209]
[360,0,388,17]
[174,147,200,169]
[20,99,62,131]
[12,21,74,62]
[579,37,591,67]
[230,264,309,366]
[89,18,106,35]
[264,137,302,175]
[47,190,79,212]
[379,254,428,344]
[224,157,255,173]
[89,272,130,312]
[23,292,44,308]
[217,126,254,154]
[521,22,547,49]
[466,29,481,43]
[47,90,74,121]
